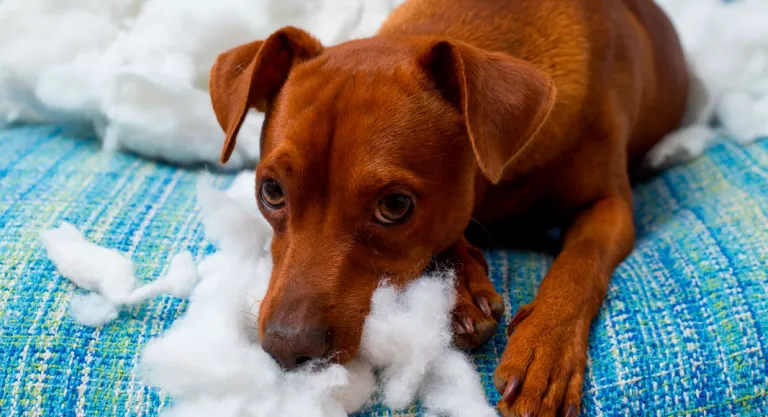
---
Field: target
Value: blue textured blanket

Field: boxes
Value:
[0,124,766,416]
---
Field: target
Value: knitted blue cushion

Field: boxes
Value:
[1,124,766,416]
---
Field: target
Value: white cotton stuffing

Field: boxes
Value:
[41,175,498,417]
[644,124,717,170]
[40,222,136,301]
[332,359,379,413]
[127,251,199,300]
[225,170,259,212]
[139,255,278,399]
[69,293,120,326]
[647,0,768,169]
[0,0,397,169]
[41,223,200,326]
[360,275,458,409]
[419,350,499,417]
[196,175,271,255]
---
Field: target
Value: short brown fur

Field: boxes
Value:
[209,0,688,415]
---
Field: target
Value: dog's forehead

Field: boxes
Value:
[264,62,464,185]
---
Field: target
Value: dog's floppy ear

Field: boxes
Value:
[209,27,323,164]
[420,41,557,184]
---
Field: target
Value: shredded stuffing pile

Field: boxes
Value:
[40,172,498,417]
[647,0,768,169]
[0,0,402,169]
[1,0,767,169]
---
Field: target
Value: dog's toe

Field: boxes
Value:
[453,302,498,350]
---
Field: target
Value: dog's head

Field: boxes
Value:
[209,27,555,369]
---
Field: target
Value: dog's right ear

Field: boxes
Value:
[210,27,323,164]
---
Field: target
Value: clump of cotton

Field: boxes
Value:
[139,254,278,399]
[644,125,717,170]
[332,359,378,413]
[224,170,259,212]
[196,176,271,255]
[40,222,135,300]
[40,223,199,326]
[42,175,497,416]
[0,0,396,168]
[69,293,120,326]
[646,0,768,169]
[129,252,200,300]
[361,274,457,409]
[360,274,496,417]
[419,350,499,417]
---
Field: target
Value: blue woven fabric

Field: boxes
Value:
[1,124,767,416]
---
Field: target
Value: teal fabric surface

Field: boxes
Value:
[1,124,767,416]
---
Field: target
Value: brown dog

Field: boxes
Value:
[208,0,688,415]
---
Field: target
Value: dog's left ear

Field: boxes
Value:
[209,27,323,164]
[420,41,557,184]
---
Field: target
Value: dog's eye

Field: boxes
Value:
[374,194,413,224]
[260,179,285,209]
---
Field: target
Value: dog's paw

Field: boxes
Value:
[452,293,500,350]
[449,242,504,350]
[494,304,588,417]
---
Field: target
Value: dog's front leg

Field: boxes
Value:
[495,195,635,417]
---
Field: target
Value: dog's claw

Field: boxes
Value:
[501,376,520,403]
[565,404,578,417]
[506,304,533,335]
[476,296,492,317]
[462,316,475,334]
[455,320,468,334]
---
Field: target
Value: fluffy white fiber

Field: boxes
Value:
[40,223,199,326]
[41,175,497,417]
[0,0,405,168]
[647,0,768,169]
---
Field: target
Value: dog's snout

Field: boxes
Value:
[262,322,329,370]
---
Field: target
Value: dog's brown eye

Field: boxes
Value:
[374,194,413,224]
[260,179,285,209]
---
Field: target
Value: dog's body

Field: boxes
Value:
[209,0,688,415]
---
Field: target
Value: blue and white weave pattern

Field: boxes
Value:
[0,124,767,416]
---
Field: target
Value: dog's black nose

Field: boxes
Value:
[262,322,329,370]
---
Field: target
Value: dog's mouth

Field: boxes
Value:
[260,246,453,372]
[290,355,335,372]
